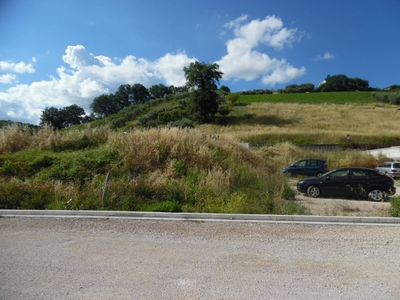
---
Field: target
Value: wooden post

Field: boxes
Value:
[102,172,111,208]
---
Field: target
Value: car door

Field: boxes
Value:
[347,169,369,198]
[306,160,319,177]
[319,169,350,197]
[293,160,307,176]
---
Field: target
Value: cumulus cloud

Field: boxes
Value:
[0,74,17,84]
[0,45,195,124]
[314,52,334,61]
[216,14,306,86]
[0,59,35,73]
[153,52,197,87]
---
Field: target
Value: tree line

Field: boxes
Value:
[40,62,225,129]
[239,74,376,95]
[39,71,393,130]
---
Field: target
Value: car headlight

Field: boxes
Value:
[297,180,304,185]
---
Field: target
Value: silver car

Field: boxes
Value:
[375,161,400,178]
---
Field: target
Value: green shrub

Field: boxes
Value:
[51,134,100,152]
[389,196,400,217]
[0,179,53,209]
[138,200,182,212]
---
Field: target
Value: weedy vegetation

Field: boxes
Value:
[1,91,399,215]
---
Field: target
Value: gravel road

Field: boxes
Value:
[1,217,400,300]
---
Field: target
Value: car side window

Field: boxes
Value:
[297,161,307,167]
[329,170,348,179]
[351,170,368,179]
[308,160,317,167]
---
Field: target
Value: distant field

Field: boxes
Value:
[237,91,375,105]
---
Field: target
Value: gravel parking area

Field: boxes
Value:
[1,217,400,299]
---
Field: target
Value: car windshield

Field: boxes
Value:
[393,163,400,168]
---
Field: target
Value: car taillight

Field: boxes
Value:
[392,169,397,172]
[383,174,392,179]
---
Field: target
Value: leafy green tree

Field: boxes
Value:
[284,83,315,93]
[40,107,64,129]
[40,105,86,129]
[220,85,231,93]
[131,83,150,104]
[62,104,86,127]
[149,84,172,99]
[349,77,369,91]
[183,61,223,123]
[169,85,188,94]
[114,84,133,110]
[90,93,118,118]
[319,74,369,92]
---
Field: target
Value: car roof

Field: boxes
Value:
[332,167,376,171]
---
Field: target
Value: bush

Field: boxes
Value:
[0,179,53,209]
[389,196,400,217]
[372,91,400,105]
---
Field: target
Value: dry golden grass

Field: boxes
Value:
[0,124,32,154]
[198,102,400,144]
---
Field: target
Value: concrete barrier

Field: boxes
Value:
[367,146,400,161]
[1,210,400,225]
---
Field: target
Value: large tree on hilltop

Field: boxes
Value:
[319,74,369,92]
[183,61,223,123]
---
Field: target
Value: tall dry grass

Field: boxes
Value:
[0,124,32,154]
[198,102,400,144]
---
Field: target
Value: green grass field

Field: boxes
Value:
[237,91,375,105]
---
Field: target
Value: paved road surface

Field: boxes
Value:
[1,217,400,299]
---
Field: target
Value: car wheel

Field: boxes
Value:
[316,172,323,177]
[307,185,321,198]
[368,189,386,202]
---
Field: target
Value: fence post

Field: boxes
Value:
[102,172,111,208]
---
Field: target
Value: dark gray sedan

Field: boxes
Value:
[297,167,396,201]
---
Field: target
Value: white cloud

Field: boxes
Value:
[0,45,195,124]
[314,52,334,61]
[216,15,306,85]
[0,74,17,84]
[153,52,197,87]
[0,59,35,73]
[261,63,306,85]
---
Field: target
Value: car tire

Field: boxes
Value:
[307,185,321,198]
[368,188,386,202]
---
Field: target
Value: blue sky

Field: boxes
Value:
[1,0,399,125]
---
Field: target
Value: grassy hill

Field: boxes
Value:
[1,91,399,215]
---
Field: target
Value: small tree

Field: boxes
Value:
[183,61,223,123]
[40,104,86,129]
